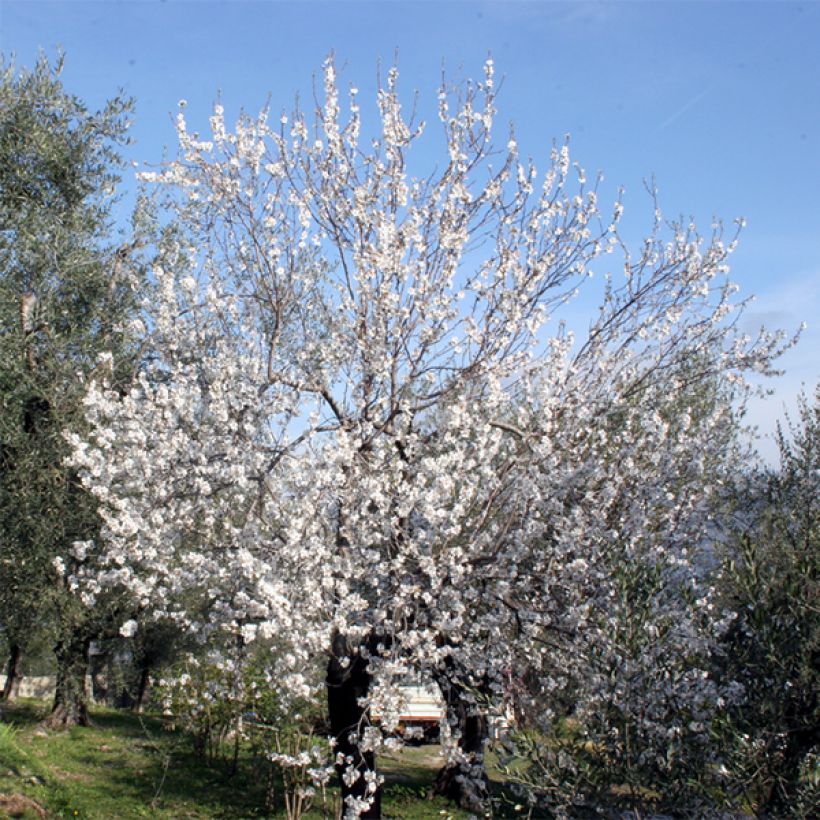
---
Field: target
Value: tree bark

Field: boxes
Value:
[326,631,381,819]
[132,663,151,713]
[1,643,23,702]
[45,634,92,728]
[431,667,491,813]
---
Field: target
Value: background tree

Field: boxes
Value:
[714,387,819,817]
[0,51,148,724]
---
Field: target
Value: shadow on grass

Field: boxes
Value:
[0,698,49,727]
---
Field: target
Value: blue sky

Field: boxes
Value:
[1,0,818,461]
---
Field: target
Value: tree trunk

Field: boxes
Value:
[45,634,92,728]
[1,643,23,702]
[431,668,491,813]
[132,663,151,713]
[326,631,381,819]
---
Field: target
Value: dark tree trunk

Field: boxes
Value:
[46,634,92,728]
[431,668,491,813]
[1,643,23,702]
[132,663,151,713]
[326,631,381,819]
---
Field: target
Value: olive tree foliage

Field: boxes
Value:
[68,59,792,815]
[0,52,148,722]
[713,387,819,817]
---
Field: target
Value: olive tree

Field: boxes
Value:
[714,387,819,816]
[0,52,148,724]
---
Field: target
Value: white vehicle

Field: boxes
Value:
[371,684,445,741]
[371,683,514,743]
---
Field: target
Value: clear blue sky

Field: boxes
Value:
[1,0,818,461]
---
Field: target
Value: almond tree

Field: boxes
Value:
[69,59,792,815]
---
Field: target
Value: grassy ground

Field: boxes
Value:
[0,699,512,819]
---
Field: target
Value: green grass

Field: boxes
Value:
[0,700,515,819]
[0,700,276,818]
